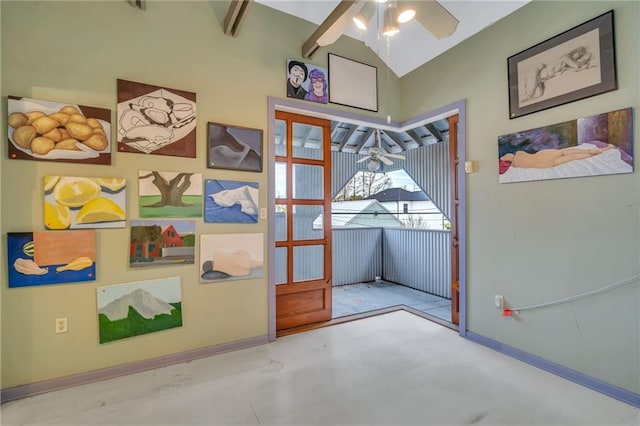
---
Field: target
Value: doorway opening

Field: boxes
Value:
[268,97,467,339]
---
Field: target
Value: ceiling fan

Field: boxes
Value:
[302,0,460,58]
[356,129,406,172]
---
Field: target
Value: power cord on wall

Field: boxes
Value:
[502,274,640,316]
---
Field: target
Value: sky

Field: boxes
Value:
[97,276,182,307]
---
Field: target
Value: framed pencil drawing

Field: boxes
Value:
[206,122,263,172]
[507,10,616,119]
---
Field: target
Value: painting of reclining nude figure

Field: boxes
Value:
[117,79,196,158]
[200,233,263,283]
[498,107,633,184]
[207,122,262,172]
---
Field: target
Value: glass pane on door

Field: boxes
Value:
[293,245,324,282]
[275,205,287,242]
[275,162,287,199]
[275,119,287,156]
[293,205,324,240]
[275,247,287,285]
[292,122,323,160]
[292,164,323,200]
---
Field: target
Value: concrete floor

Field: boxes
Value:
[2,311,637,425]
[333,280,451,321]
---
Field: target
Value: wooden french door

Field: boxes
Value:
[448,114,460,325]
[274,111,332,331]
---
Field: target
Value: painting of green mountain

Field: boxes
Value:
[97,276,182,343]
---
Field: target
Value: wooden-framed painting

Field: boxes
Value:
[44,176,126,229]
[206,122,263,172]
[7,96,111,164]
[328,53,378,112]
[200,233,263,284]
[498,107,633,183]
[204,179,258,223]
[507,10,616,119]
[97,276,182,343]
[116,79,197,157]
[7,230,96,287]
[129,220,195,268]
[138,171,202,218]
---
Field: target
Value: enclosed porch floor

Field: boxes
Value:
[332,280,452,323]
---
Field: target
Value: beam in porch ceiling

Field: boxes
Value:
[381,130,408,152]
[352,127,375,154]
[406,129,425,147]
[334,124,360,152]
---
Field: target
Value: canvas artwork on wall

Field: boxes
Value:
[97,276,182,344]
[139,171,202,218]
[206,122,263,172]
[7,230,96,288]
[116,79,197,158]
[498,107,633,183]
[44,176,126,229]
[204,179,258,223]
[286,59,328,104]
[130,220,195,268]
[200,233,263,283]
[7,96,112,165]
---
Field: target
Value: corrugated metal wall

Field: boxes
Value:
[332,228,450,298]
[382,229,451,298]
[332,228,383,286]
[403,142,451,219]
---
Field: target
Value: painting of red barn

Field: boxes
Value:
[129,220,195,268]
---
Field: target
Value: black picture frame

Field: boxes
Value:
[507,10,616,119]
[328,53,378,112]
[206,122,263,172]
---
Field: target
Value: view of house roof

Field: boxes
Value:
[366,188,428,202]
[313,200,404,228]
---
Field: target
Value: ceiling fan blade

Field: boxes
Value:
[378,155,394,166]
[356,156,370,163]
[414,1,459,39]
[384,153,406,160]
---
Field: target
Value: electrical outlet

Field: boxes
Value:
[55,317,68,334]
[260,208,267,219]
[494,295,504,309]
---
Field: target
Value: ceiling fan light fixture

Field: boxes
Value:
[352,1,376,31]
[367,157,381,172]
[397,6,416,23]
[382,5,399,37]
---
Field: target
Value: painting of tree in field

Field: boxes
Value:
[138,170,202,217]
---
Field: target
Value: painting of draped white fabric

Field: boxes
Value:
[498,107,633,184]
[204,179,258,223]
[200,233,263,283]
[207,122,262,172]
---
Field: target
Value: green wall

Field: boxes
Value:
[401,1,639,393]
[1,0,638,398]
[0,1,396,389]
